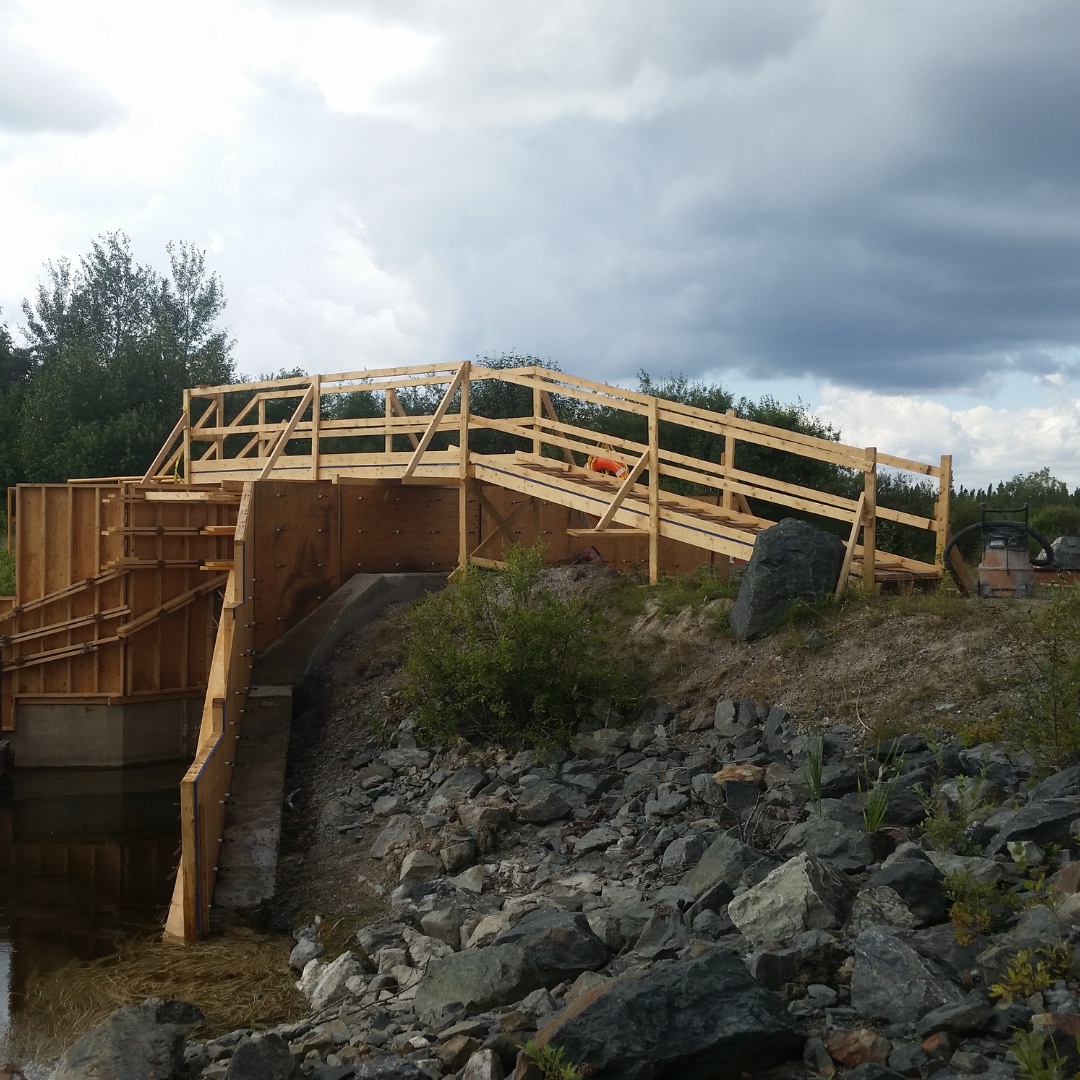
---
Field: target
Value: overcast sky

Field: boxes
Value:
[2,0,1079,488]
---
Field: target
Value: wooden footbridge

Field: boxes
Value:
[0,361,952,939]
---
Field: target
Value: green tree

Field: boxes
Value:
[15,233,235,481]
[0,313,30,493]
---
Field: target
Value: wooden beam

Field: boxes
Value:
[139,411,189,485]
[257,383,315,482]
[540,390,575,466]
[469,491,533,558]
[403,363,467,481]
[934,453,952,566]
[567,528,648,537]
[834,491,866,599]
[1,606,129,646]
[594,453,649,531]
[116,574,229,638]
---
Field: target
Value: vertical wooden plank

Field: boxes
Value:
[459,365,472,568]
[648,398,659,585]
[863,448,877,591]
[532,384,541,458]
[934,454,952,566]
[722,409,736,513]
[182,389,192,484]
[384,390,393,455]
[311,374,322,479]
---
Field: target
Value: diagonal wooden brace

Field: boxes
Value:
[403,363,467,480]
[593,452,650,531]
[257,383,314,481]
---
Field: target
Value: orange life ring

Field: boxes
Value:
[587,454,629,479]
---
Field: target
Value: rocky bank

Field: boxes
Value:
[43,690,1080,1080]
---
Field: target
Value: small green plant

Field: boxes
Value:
[990,947,1074,1003]
[402,540,639,747]
[652,565,739,615]
[917,740,988,854]
[1008,1029,1068,1080]
[860,742,904,833]
[804,736,824,819]
[945,870,1004,944]
[1002,587,1080,768]
[0,545,13,596]
[522,1040,583,1080]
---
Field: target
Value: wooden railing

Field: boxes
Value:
[145,362,950,587]
[165,482,254,941]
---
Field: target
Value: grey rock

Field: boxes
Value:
[586,901,654,953]
[916,991,994,1036]
[299,951,365,1011]
[540,947,804,1080]
[382,747,432,771]
[850,928,964,1022]
[728,853,856,943]
[661,834,705,874]
[644,792,689,817]
[633,906,690,956]
[433,768,487,805]
[400,850,443,883]
[575,729,630,758]
[319,798,356,829]
[416,909,609,1027]
[985,798,1080,855]
[729,518,844,640]
[289,937,325,971]
[352,1058,430,1080]
[461,1048,505,1080]
[908,923,988,984]
[1030,764,1080,801]
[493,908,611,980]
[414,946,535,1027]
[680,833,775,898]
[421,908,463,950]
[690,771,725,807]
[226,1033,304,1079]
[1052,535,1080,569]
[373,794,409,816]
[866,851,948,925]
[517,782,574,824]
[846,887,919,935]
[51,1001,190,1080]
[440,837,477,873]
[887,1041,929,1078]
[371,814,419,858]
[777,816,874,872]
[575,825,621,854]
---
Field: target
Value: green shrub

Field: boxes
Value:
[1004,588,1080,768]
[402,541,637,746]
[0,545,13,596]
[1031,503,1080,542]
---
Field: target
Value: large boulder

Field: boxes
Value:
[850,928,964,1022]
[679,834,775,898]
[415,911,610,1027]
[51,1000,203,1080]
[226,1033,304,1080]
[1052,536,1080,570]
[729,518,845,641]
[538,947,804,1080]
[728,853,855,943]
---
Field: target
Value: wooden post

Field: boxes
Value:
[182,389,192,485]
[384,389,393,455]
[311,375,322,479]
[648,398,660,585]
[722,408,736,513]
[459,363,471,569]
[863,448,877,591]
[532,383,541,458]
[934,454,952,566]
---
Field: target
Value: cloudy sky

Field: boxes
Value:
[1,0,1079,488]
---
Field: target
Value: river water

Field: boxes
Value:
[0,763,185,1049]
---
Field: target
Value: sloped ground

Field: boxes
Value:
[270,580,1044,928]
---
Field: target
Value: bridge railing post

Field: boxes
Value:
[459,362,471,569]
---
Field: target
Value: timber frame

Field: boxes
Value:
[0,360,953,940]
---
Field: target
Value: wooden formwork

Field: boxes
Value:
[3,359,954,939]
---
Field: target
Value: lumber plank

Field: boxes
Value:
[403,363,467,480]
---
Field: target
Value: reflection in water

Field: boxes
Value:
[0,764,184,1048]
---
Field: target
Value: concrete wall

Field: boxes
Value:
[9,697,198,768]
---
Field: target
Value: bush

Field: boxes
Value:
[1001,588,1080,767]
[402,541,636,746]
[1031,503,1080,542]
[0,545,13,596]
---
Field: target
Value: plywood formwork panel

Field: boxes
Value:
[252,481,342,654]
[340,484,466,575]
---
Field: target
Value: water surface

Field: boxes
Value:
[0,763,184,1047]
